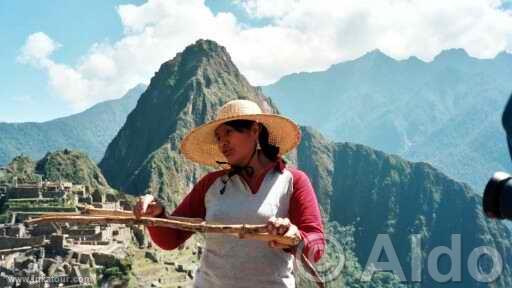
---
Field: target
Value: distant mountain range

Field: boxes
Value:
[263,49,512,192]
[3,48,510,195]
[0,84,146,166]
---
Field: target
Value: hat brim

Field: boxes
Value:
[180,113,301,166]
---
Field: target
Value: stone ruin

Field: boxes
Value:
[0,177,146,287]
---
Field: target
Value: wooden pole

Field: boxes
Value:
[25,214,300,247]
[48,205,206,224]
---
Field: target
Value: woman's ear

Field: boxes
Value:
[250,122,261,138]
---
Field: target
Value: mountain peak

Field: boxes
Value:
[363,49,394,60]
[434,48,470,62]
[366,48,385,55]
[403,55,425,64]
[496,50,512,61]
[36,149,111,191]
[168,39,232,67]
[100,39,276,197]
[189,39,227,54]
[349,49,397,67]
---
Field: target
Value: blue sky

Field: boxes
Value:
[1,0,142,122]
[0,0,254,122]
[1,0,511,123]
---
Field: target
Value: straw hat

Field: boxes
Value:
[180,99,301,166]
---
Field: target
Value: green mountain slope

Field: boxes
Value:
[35,149,112,193]
[297,126,512,287]
[0,84,146,165]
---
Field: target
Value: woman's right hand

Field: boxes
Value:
[133,194,164,218]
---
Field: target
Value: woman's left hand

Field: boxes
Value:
[266,216,302,249]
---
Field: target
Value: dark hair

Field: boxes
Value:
[223,119,280,161]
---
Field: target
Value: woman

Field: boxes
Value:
[133,99,325,287]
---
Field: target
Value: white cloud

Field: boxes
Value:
[18,32,61,66]
[242,0,299,18]
[18,0,512,112]
[18,33,89,109]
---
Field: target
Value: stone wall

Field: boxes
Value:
[0,236,45,250]
[91,202,119,210]
[0,224,25,237]
[62,226,100,237]
[41,190,65,198]
[8,187,40,199]
[92,252,120,267]
[28,223,58,237]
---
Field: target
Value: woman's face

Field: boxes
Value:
[215,122,258,165]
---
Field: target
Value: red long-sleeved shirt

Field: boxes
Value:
[147,158,325,263]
